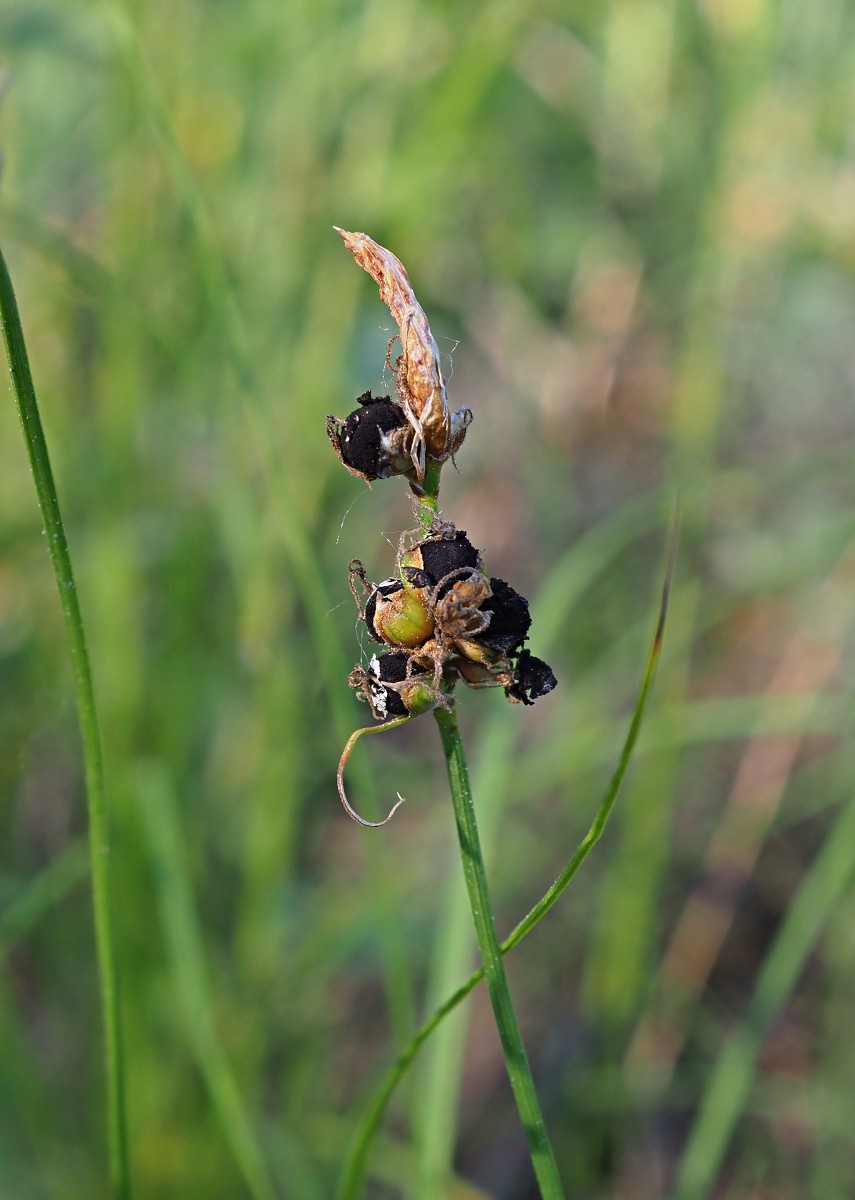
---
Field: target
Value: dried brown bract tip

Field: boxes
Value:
[334,228,472,479]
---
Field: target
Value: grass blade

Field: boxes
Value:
[0,243,131,1197]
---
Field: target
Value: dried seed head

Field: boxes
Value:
[335,229,472,477]
[351,526,556,711]
[327,391,412,484]
[504,650,558,706]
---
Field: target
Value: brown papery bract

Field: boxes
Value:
[335,228,471,475]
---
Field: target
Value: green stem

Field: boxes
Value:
[433,703,566,1199]
[413,458,443,531]
[0,245,131,1198]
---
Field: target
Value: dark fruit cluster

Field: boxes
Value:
[332,230,557,826]
[348,525,557,718]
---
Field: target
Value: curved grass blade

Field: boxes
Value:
[0,244,131,1197]
[336,510,679,1199]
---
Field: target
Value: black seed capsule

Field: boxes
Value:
[367,651,410,718]
[339,393,408,479]
[410,530,481,588]
[504,650,557,706]
[479,578,531,655]
[363,651,438,719]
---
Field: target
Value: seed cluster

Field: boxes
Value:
[346,526,556,719]
[329,229,557,823]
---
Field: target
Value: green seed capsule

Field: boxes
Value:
[365,579,434,648]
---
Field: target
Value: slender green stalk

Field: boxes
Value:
[414,459,443,531]
[434,702,566,1198]
[421,455,561,1195]
[335,511,677,1200]
[0,245,131,1196]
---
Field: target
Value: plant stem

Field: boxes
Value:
[413,458,443,531]
[0,245,131,1198]
[433,703,565,1199]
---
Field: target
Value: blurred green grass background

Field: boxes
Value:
[2,0,855,1197]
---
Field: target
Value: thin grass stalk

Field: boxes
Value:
[434,702,566,1199]
[0,244,131,1198]
[411,715,510,1199]
[335,511,677,1200]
